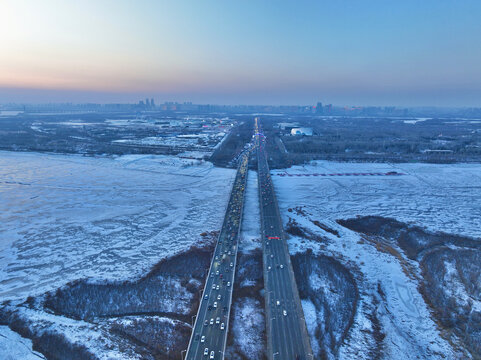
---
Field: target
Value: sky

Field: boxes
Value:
[1,0,481,106]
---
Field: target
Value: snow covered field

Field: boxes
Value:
[0,151,235,302]
[273,161,481,238]
[273,161,481,359]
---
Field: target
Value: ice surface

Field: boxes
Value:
[0,151,235,301]
[273,161,481,238]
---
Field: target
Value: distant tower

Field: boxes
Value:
[151,98,155,108]
[145,98,150,108]
[316,102,323,114]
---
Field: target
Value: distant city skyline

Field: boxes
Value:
[1,0,481,106]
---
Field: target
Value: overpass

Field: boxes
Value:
[185,152,249,360]
[255,117,313,360]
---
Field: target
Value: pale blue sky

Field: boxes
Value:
[1,0,480,106]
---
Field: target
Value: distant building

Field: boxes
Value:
[315,102,323,114]
[277,122,299,131]
[151,98,155,107]
[290,127,313,136]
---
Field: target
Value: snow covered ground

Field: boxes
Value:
[240,170,261,252]
[272,161,481,359]
[0,151,235,302]
[0,326,44,360]
[273,161,481,238]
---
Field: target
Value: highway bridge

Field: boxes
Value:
[255,117,313,360]
[185,152,249,360]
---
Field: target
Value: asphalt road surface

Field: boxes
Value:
[185,153,249,360]
[255,117,313,360]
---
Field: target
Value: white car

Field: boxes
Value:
[217,294,221,300]
[201,335,205,343]
[209,318,214,325]
[210,351,215,359]
[204,294,208,300]
[270,254,274,258]
[204,348,209,355]
[268,266,271,271]
[220,322,225,330]
[213,301,217,308]
[283,310,287,316]
[230,262,233,267]
[216,317,220,324]
[212,284,216,290]
[227,281,231,287]
[276,300,280,306]
[280,264,284,269]
[216,285,220,290]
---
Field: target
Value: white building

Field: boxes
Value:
[277,122,299,130]
[290,127,313,136]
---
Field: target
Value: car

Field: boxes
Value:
[204,348,209,356]
[230,262,233,267]
[220,273,223,278]
[201,335,205,343]
[227,281,231,287]
[210,318,214,325]
[280,264,284,269]
[195,334,200,341]
[268,266,271,271]
[216,285,220,290]
[212,284,216,290]
[215,270,219,275]
[208,305,212,311]
[217,294,221,300]
[270,254,274,258]
[216,317,220,324]
[276,300,280,306]
[204,294,209,300]
[213,302,217,308]
[210,351,215,359]
[283,310,287,316]
[220,322,225,330]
